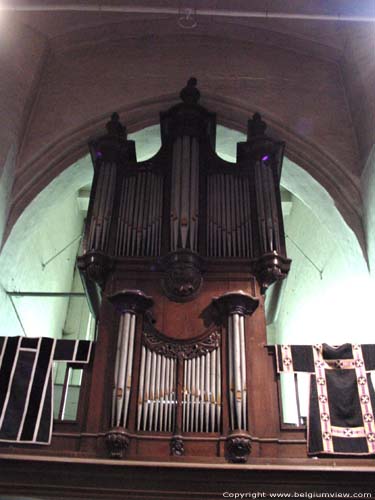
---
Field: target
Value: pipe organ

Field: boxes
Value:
[77,78,291,463]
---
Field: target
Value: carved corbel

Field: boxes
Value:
[105,428,130,459]
[170,435,185,457]
[226,432,252,463]
[160,250,204,303]
[77,250,113,289]
[253,251,291,294]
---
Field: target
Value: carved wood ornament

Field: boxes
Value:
[143,320,221,359]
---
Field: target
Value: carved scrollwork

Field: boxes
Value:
[143,323,220,359]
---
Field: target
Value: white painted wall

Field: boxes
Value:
[0,158,92,338]
[273,196,373,344]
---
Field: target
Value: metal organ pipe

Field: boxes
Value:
[195,356,201,432]
[200,354,205,432]
[164,357,171,432]
[111,311,137,429]
[154,354,162,430]
[229,176,236,257]
[216,346,222,429]
[207,174,253,258]
[181,136,190,249]
[227,313,248,431]
[100,164,115,250]
[137,345,146,431]
[111,314,123,427]
[227,316,235,430]
[267,163,281,251]
[114,172,163,257]
[206,176,212,256]
[239,316,247,428]
[182,358,188,432]
[205,351,210,432]
[186,358,192,432]
[210,349,217,431]
[88,163,117,252]
[125,176,136,256]
[91,165,108,249]
[170,136,200,252]
[191,357,196,431]
[255,163,267,253]
[155,175,163,256]
[159,355,166,431]
[182,348,221,433]
[191,138,199,250]
[171,358,176,431]
[146,174,156,256]
[148,351,157,431]
[171,138,182,251]
[133,171,142,257]
[244,177,253,257]
[123,314,136,428]
[115,313,130,427]
[137,348,178,433]
[226,174,232,256]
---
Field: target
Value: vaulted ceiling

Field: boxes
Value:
[4,0,375,160]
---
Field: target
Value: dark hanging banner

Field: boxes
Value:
[275,343,375,455]
[0,336,93,445]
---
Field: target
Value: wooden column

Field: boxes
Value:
[212,291,259,463]
[104,290,153,459]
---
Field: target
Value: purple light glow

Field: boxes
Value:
[261,155,269,162]
[96,151,103,158]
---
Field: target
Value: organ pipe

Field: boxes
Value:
[226,312,248,431]
[111,311,136,428]
[170,136,200,252]
[115,172,163,257]
[206,174,253,258]
[88,163,117,252]
[181,349,221,433]
[212,292,259,433]
[137,347,178,433]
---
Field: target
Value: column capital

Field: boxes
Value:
[212,291,259,318]
[108,289,153,315]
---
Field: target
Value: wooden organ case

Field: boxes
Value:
[77,78,291,463]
